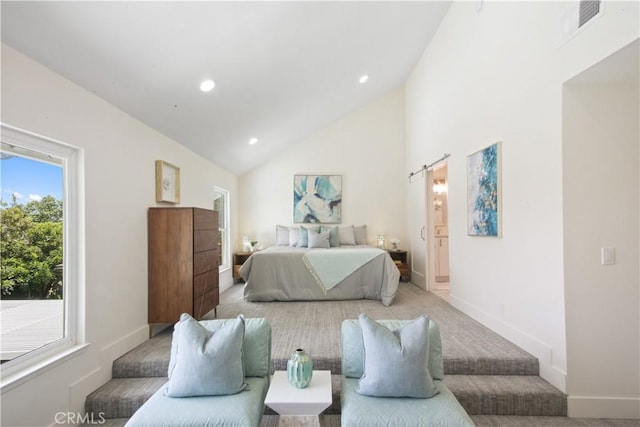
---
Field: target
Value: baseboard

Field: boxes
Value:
[450,293,567,392]
[98,325,149,366]
[568,396,640,419]
[410,270,426,290]
[67,325,149,417]
[219,268,234,294]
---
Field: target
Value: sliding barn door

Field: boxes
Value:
[408,169,433,290]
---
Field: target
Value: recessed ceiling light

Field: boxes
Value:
[359,75,369,84]
[249,138,259,145]
[200,80,215,92]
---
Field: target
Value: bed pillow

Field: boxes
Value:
[356,314,438,399]
[338,225,356,245]
[320,225,340,247]
[275,225,290,246]
[166,314,247,397]
[297,225,321,247]
[289,227,300,247]
[354,225,367,245]
[308,229,331,249]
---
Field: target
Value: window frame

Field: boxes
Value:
[0,124,86,390]
[213,186,230,272]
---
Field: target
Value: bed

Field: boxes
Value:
[240,245,400,306]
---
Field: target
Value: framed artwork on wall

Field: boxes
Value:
[293,175,342,223]
[467,142,501,237]
[155,160,180,204]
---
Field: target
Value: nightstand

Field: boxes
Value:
[233,252,252,282]
[387,250,409,282]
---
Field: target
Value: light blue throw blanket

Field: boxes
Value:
[302,248,383,293]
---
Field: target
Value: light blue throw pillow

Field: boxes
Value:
[166,313,247,397]
[297,225,320,247]
[356,314,438,398]
[308,229,331,249]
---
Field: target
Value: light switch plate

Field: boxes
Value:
[601,247,615,265]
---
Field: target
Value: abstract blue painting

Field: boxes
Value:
[467,142,501,237]
[294,175,342,223]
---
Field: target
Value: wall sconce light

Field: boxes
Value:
[433,179,447,194]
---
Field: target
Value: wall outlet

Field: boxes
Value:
[601,247,615,265]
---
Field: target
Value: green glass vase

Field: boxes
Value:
[287,348,313,388]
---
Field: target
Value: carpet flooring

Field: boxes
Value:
[85,282,638,426]
[212,282,538,376]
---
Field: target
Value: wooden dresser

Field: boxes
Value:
[148,207,219,324]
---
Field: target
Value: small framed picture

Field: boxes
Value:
[155,160,180,204]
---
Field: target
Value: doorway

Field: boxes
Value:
[430,163,450,301]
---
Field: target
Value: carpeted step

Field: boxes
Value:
[85,377,166,419]
[112,330,539,379]
[260,414,341,426]
[271,354,538,377]
[471,415,640,426]
[82,419,128,427]
[112,330,172,378]
[444,354,539,376]
[445,375,567,416]
[272,356,342,377]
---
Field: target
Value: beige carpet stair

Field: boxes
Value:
[85,377,165,419]
[444,375,566,416]
[83,283,636,426]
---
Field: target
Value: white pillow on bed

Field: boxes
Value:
[276,225,290,246]
[289,227,300,246]
[308,229,331,249]
[339,225,356,245]
[354,225,367,245]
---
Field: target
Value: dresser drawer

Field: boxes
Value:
[194,250,217,275]
[193,208,216,230]
[193,269,218,299]
[194,288,218,319]
[194,229,217,253]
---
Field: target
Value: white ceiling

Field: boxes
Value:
[1,1,451,175]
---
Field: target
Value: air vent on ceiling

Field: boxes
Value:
[579,0,601,27]
[560,0,603,45]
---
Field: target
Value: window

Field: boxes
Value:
[213,187,230,271]
[0,124,83,385]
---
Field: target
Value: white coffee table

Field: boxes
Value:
[264,370,332,427]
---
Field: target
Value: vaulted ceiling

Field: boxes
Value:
[1,1,451,174]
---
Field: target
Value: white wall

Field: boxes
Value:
[1,45,238,426]
[238,88,407,250]
[563,44,639,417]
[404,0,639,411]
